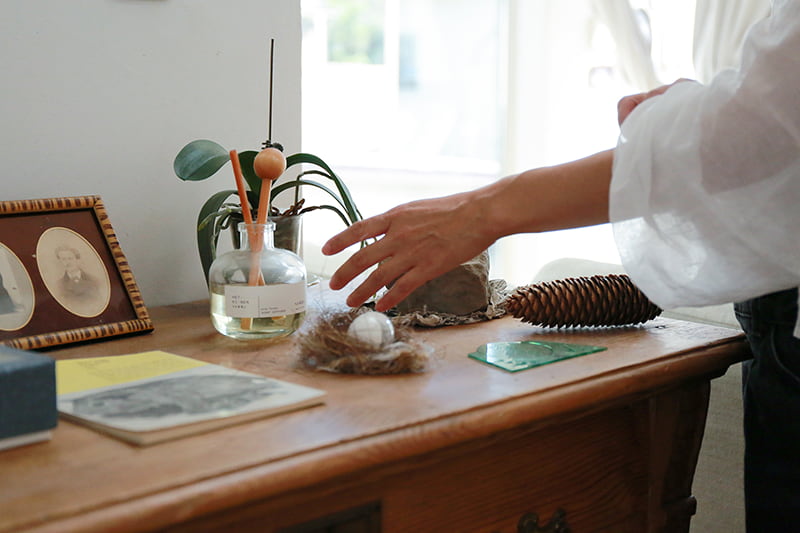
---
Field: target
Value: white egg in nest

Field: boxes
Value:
[347,311,396,350]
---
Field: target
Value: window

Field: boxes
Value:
[301,0,696,285]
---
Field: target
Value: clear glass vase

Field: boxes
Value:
[208,222,306,340]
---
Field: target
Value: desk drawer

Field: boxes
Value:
[165,383,707,533]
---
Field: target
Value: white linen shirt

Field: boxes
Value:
[610,0,800,336]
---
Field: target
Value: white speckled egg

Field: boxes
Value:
[347,311,395,350]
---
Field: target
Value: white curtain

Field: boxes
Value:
[495,0,771,286]
[594,0,771,89]
[593,0,661,89]
[693,0,771,82]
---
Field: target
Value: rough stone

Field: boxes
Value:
[394,251,491,316]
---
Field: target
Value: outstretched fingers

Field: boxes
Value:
[344,257,404,308]
[372,268,427,311]
[322,193,488,309]
[327,237,390,291]
[322,217,387,256]
[341,257,426,311]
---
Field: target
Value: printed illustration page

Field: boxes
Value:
[57,351,325,434]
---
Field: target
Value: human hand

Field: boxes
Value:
[322,191,495,311]
[617,78,694,125]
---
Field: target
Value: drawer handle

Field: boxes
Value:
[517,508,570,533]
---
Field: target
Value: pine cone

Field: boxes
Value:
[505,274,662,328]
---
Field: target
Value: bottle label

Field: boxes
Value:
[224,283,306,318]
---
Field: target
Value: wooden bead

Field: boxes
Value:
[253,147,286,181]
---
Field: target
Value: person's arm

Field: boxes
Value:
[323,149,613,311]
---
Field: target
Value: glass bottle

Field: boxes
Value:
[208,222,306,340]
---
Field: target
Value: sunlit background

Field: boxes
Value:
[299,0,696,286]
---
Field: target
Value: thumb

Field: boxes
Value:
[617,92,646,125]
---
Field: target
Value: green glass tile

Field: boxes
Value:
[468,341,607,372]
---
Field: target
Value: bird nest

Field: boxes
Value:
[294,309,432,375]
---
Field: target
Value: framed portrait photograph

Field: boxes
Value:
[0,196,153,350]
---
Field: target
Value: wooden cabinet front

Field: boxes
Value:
[166,380,710,533]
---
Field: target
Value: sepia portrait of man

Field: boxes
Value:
[37,227,111,318]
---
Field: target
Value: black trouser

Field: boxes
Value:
[735,288,800,532]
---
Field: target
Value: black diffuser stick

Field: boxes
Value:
[263,38,281,151]
[268,38,275,144]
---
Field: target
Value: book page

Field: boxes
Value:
[56,351,325,435]
[57,351,207,395]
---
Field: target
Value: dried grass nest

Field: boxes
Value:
[295,309,432,375]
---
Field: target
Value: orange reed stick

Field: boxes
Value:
[256,180,272,226]
[229,150,253,226]
[246,178,273,288]
[229,150,262,330]
[241,146,285,330]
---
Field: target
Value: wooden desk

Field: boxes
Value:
[0,300,749,533]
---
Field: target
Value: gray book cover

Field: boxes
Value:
[0,345,58,440]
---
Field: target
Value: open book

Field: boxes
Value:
[56,351,325,446]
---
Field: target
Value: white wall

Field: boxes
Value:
[0,0,302,307]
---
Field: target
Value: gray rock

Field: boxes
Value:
[394,251,491,316]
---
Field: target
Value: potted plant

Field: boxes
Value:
[173,139,363,282]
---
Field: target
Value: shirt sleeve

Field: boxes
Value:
[609,0,800,313]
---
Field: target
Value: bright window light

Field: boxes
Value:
[301,0,696,284]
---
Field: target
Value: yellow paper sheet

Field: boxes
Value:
[56,351,207,395]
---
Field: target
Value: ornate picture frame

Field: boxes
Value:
[0,196,153,350]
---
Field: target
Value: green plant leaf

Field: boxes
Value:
[197,189,237,283]
[271,178,348,213]
[174,140,230,182]
[245,190,259,219]
[299,204,351,226]
[179,146,367,281]
[286,153,363,224]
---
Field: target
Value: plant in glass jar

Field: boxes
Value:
[173,139,363,283]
